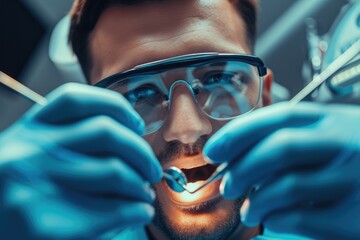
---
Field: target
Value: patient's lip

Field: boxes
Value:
[175,195,222,213]
[163,154,208,170]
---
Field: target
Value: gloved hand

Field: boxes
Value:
[204,102,360,239]
[0,83,162,239]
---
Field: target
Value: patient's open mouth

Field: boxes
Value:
[162,163,222,207]
[181,164,217,183]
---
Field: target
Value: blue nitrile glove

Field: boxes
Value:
[204,102,360,239]
[0,83,162,239]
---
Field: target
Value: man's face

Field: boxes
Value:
[89,0,271,239]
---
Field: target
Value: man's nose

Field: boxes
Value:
[162,84,212,144]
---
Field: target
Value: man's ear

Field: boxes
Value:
[261,68,273,106]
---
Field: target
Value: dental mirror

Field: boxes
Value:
[163,167,188,192]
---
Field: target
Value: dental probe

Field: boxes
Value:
[0,72,191,192]
[289,39,359,105]
[164,39,360,194]
[0,71,48,106]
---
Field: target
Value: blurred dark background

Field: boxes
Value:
[0,0,349,130]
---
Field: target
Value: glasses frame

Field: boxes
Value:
[95,52,267,87]
[95,53,268,135]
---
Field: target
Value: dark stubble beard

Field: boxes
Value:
[151,136,245,240]
[152,196,244,240]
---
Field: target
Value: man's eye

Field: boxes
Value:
[203,72,248,86]
[204,73,233,85]
[125,87,159,103]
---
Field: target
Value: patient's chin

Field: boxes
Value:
[152,191,244,240]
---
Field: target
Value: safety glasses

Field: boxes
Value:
[95,53,267,135]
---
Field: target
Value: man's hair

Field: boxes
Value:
[68,0,258,80]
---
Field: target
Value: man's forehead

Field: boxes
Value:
[89,0,253,83]
[105,0,258,16]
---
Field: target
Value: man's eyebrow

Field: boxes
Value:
[130,43,247,68]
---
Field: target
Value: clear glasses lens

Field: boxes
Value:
[107,60,261,135]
